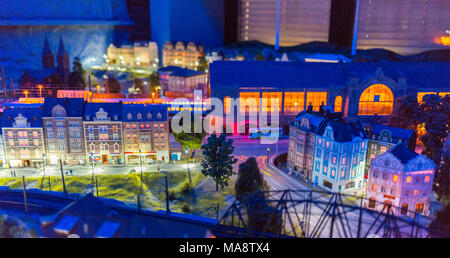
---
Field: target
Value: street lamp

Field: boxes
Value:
[267,147,270,160]
[23,90,28,102]
[42,153,46,177]
[96,85,100,94]
[38,84,43,98]
[152,92,155,103]
[185,147,192,184]
[139,149,143,182]
[90,152,95,184]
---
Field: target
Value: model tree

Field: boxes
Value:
[235,157,269,201]
[106,76,121,93]
[429,200,450,238]
[149,72,159,94]
[417,94,450,200]
[201,134,237,191]
[68,57,86,90]
[133,78,145,94]
[197,55,208,72]
[254,53,266,61]
[388,93,418,130]
[173,119,206,159]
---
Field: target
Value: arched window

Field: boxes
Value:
[334,96,342,112]
[157,112,162,119]
[51,105,67,117]
[147,112,152,120]
[401,203,408,215]
[127,113,132,120]
[358,84,394,115]
[415,202,424,214]
[137,113,142,120]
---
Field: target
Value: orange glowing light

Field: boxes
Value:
[392,175,398,183]
[435,36,450,46]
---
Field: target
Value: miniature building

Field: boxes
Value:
[366,144,435,216]
[310,110,368,194]
[83,103,124,165]
[106,41,158,67]
[288,107,323,181]
[42,98,86,165]
[122,104,169,164]
[158,66,207,99]
[162,41,203,70]
[1,107,45,168]
[364,124,416,178]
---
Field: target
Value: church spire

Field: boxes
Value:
[57,36,67,56]
[42,36,55,68]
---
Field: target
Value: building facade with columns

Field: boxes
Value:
[162,41,203,70]
[365,144,435,216]
[42,98,86,165]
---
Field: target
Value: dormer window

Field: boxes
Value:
[137,113,142,120]
[147,113,152,120]
[157,112,162,119]
[127,113,132,120]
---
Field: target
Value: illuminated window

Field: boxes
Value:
[284,92,305,114]
[413,190,418,196]
[424,176,430,183]
[392,175,398,183]
[262,92,282,112]
[372,184,377,191]
[334,96,342,112]
[415,203,424,214]
[380,146,387,153]
[306,92,327,111]
[401,204,408,215]
[239,92,260,113]
[358,84,393,115]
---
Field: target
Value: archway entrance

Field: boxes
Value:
[358,84,394,116]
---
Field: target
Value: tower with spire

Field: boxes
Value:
[42,36,55,68]
[56,36,70,83]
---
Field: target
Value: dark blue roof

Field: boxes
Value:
[42,98,85,117]
[316,117,367,143]
[370,124,414,143]
[388,144,419,164]
[210,61,450,90]
[84,103,122,121]
[122,104,168,122]
[158,66,205,77]
[1,107,43,127]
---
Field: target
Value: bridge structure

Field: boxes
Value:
[217,189,431,238]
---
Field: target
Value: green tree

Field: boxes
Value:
[197,55,208,72]
[254,53,266,61]
[106,76,121,93]
[68,57,86,90]
[201,134,237,191]
[149,72,160,93]
[388,93,418,130]
[429,200,450,238]
[417,94,450,200]
[235,157,269,202]
[173,121,206,158]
